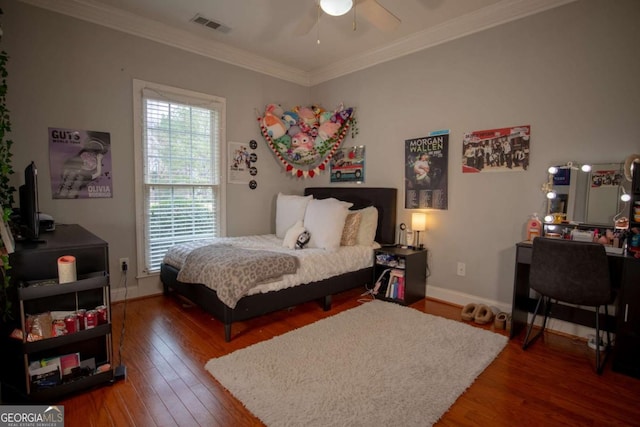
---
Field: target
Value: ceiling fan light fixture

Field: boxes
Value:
[320,0,353,16]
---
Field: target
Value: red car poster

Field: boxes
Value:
[330,146,365,183]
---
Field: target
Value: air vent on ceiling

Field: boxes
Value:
[191,14,231,34]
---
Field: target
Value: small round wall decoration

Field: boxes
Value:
[249,139,258,150]
[249,180,257,190]
[249,166,257,176]
[250,153,257,163]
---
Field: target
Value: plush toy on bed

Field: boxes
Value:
[283,220,310,249]
[296,231,311,249]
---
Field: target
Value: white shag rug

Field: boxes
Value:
[205,300,507,427]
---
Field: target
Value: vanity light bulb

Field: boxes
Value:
[621,193,631,202]
[544,214,554,223]
[581,164,592,172]
[548,166,558,174]
[546,191,557,199]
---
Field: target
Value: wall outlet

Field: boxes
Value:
[119,258,129,272]
[457,262,466,277]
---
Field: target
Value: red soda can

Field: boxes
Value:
[64,314,78,334]
[76,309,86,330]
[95,305,108,324]
[85,310,98,329]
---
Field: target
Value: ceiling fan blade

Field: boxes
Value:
[293,5,323,36]
[356,0,400,31]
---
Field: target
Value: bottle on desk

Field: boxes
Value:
[526,213,542,241]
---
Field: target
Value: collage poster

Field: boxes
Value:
[49,127,112,199]
[228,141,252,184]
[462,125,530,173]
[405,131,448,210]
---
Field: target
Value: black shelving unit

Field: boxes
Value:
[613,166,640,378]
[373,246,427,306]
[1,224,113,402]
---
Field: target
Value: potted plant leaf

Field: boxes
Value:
[0,7,16,323]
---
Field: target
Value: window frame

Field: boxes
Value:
[132,79,227,277]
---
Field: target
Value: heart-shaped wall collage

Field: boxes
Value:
[257,103,356,178]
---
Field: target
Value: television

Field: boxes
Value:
[18,161,40,242]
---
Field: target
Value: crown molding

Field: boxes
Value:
[20,0,575,87]
[309,0,577,85]
[19,0,311,86]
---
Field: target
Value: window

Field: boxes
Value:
[133,80,226,275]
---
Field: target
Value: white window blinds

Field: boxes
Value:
[138,85,225,274]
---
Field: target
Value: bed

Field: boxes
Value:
[160,187,397,341]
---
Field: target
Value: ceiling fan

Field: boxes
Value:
[294,0,401,36]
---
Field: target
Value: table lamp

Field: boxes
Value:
[411,212,426,250]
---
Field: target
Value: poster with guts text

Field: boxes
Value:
[405,131,448,209]
[49,127,113,199]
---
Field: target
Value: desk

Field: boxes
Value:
[511,241,640,378]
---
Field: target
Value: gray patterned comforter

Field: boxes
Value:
[176,244,299,308]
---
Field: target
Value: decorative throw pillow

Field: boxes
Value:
[275,193,312,239]
[303,198,353,251]
[283,220,306,249]
[340,212,362,246]
[354,206,378,246]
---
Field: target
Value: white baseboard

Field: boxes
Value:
[110,279,601,341]
[426,285,512,314]
[111,275,163,302]
[426,285,603,340]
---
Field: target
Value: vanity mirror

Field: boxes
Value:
[542,161,630,227]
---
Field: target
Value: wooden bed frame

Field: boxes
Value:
[160,187,397,341]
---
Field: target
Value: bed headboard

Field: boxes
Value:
[304,187,397,246]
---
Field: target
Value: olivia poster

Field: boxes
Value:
[49,127,113,199]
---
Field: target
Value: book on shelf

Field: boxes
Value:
[385,275,397,298]
[385,269,405,300]
[30,359,61,388]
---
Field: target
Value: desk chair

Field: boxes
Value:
[522,238,614,374]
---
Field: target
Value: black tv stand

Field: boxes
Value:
[14,236,47,245]
[1,224,114,401]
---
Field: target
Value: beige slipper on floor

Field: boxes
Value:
[474,304,494,325]
[494,312,508,329]
[461,303,479,321]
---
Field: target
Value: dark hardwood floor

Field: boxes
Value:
[55,288,640,426]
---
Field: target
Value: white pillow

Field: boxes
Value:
[354,206,378,246]
[303,198,353,251]
[275,193,312,238]
[283,220,306,249]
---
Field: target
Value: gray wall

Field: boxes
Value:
[1,0,308,294]
[310,0,640,308]
[2,0,639,309]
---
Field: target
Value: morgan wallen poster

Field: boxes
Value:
[405,131,448,210]
[49,127,113,199]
